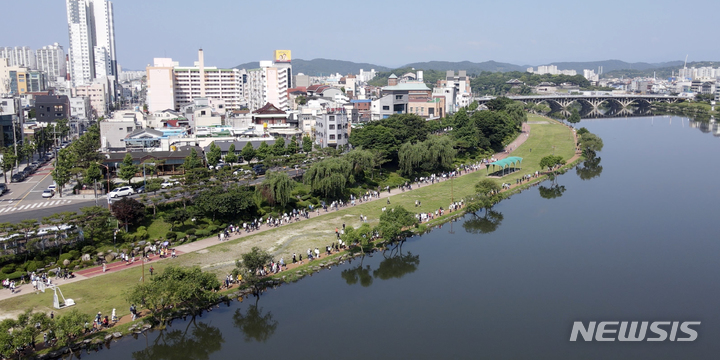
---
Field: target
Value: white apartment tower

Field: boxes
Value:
[36,43,67,84]
[244,52,292,111]
[0,47,37,69]
[66,0,117,87]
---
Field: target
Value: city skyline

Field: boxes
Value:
[0,0,718,71]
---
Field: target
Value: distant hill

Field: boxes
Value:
[234,58,390,76]
[233,58,715,80]
[602,61,720,79]
[401,60,528,73]
[536,60,684,74]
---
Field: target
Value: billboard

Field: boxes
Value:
[274,50,291,63]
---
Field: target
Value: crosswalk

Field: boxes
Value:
[0,200,73,214]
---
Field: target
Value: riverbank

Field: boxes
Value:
[0,115,576,323]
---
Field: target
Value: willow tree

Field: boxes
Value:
[344,149,375,180]
[398,136,456,176]
[303,157,352,199]
[257,171,294,208]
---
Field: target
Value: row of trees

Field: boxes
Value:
[205,136,314,168]
[0,309,90,359]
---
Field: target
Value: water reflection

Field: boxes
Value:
[132,320,224,360]
[538,184,566,199]
[462,209,504,234]
[689,119,720,137]
[374,243,420,280]
[341,258,374,287]
[341,243,422,286]
[576,157,603,181]
[232,301,279,343]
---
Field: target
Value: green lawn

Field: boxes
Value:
[0,117,576,320]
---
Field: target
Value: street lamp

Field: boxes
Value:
[98,163,112,210]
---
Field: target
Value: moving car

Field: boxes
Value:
[42,189,54,198]
[161,180,179,189]
[108,186,134,198]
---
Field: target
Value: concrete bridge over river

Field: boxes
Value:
[475,94,682,112]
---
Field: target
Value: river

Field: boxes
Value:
[68,115,720,359]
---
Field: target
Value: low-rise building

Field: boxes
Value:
[35,95,70,121]
[314,108,349,149]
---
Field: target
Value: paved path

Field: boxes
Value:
[0,123,539,302]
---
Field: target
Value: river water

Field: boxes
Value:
[72,115,720,360]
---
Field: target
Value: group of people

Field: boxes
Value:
[2,278,17,293]
[86,310,116,333]
[416,200,465,224]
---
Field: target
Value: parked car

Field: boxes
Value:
[47,184,57,192]
[11,174,24,182]
[136,185,145,193]
[253,164,267,175]
[108,186,134,198]
[215,163,230,171]
[42,189,54,198]
[161,180,179,189]
[0,184,7,194]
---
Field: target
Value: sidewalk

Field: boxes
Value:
[0,124,536,301]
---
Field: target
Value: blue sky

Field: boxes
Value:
[1,0,718,70]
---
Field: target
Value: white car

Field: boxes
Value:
[233,169,252,176]
[109,186,134,198]
[42,189,54,198]
[161,181,179,189]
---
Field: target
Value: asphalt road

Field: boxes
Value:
[0,166,305,223]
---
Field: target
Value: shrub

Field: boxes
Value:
[81,260,94,267]
[188,235,197,242]
[195,230,210,237]
[206,225,218,233]
[4,271,24,280]
[1,264,15,274]
[185,229,196,236]
[82,245,96,255]
[58,253,74,264]
[68,250,80,260]
[165,232,178,241]
[26,261,43,273]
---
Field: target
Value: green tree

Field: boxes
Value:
[194,184,257,221]
[303,157,352,199]
[302,135,313,153]
[51,148,74,197]
[568,108,581,124]
[255,142,270,160]
[463,209,504,234]
[0,147,17,183]
[579,132,604,159]
[165,208,190,231]
[84,162,102,199]
[206,142,222,167]
[539,155,566,175]
[183,148,204,170]
[53,309,91,353]
[286,136,299,155]
[257,171,294,208]
[118,153,138,185]
[225,143,238,164]
[126,266,220,323]
[236,247,273,294]
[271,139,286,156]
[475,178,501,196]
[241,142,256,163]
[75,206,112,244]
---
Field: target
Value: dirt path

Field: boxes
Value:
[0,122,542,303]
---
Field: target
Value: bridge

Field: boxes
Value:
[475,94,682,111]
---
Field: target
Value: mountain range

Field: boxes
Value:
[234,59,696,77]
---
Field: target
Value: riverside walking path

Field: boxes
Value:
[0,121,562,302]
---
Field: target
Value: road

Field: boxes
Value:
[0,165,304,223]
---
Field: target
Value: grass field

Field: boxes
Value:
[0,117,576,320]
